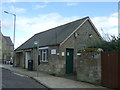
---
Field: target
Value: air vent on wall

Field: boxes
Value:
[89,34,93,38]
[74,32,78,38]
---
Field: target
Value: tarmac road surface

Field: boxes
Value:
[2,67,49,89]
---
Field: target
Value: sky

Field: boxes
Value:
[1,1,119,49]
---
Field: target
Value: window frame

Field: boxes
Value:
[39,49,48,62]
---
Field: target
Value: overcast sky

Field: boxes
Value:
[1,1,118,48]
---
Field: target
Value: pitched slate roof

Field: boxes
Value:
[4,36,14,46]
[16,16,89,51]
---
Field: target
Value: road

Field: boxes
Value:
[2,67,49,89]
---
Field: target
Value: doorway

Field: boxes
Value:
[66,49,74,74]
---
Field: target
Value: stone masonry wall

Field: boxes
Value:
[77,52,101,85]
[38,45,65,76]
[59,20,102,75]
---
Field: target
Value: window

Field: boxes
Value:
[10,46,14,51]
[89,34,93,38]
[40,49,48,62]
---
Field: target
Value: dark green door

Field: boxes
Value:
[66,49,74,74]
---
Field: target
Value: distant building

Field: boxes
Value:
[0,26,14,64]
[3,36,14,64]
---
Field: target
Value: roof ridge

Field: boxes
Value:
[15,16,89,50]
[35,16,89,36]
[4,36,10,37]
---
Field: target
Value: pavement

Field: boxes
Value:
[1,64,107,89]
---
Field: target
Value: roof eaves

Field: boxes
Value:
[35,17,89,36]
[15,16,90,51]
[15,44,59,51]
[15,34,35,51]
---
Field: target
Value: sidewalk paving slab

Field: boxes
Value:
[2,64,110,89]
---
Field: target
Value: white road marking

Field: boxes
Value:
[13,72,28,77]
[0,64,2,67]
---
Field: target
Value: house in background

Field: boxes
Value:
[0,30,14,64]
[14,16,102,76]
[3,36,14,64]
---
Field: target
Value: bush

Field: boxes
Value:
[78,48,100,52]
[88,36,120,51]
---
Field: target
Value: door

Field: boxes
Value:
[6,56,11,64]
[66,49,74,74]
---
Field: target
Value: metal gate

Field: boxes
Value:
[101,52,119,89]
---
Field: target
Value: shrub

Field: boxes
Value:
[88,36,120,51]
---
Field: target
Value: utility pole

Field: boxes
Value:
[4,11,16,65]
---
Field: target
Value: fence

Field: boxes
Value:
[101,51,119,89]
[77,51,119,89]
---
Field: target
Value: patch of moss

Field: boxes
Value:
[78,48,99,52]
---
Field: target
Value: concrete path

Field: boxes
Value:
[2,64,107,88]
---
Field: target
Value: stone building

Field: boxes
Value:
[3,36,14,64]
[0,31,14,64]
[14,16,102,76]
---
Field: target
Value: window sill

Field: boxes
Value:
[40,61,48,63]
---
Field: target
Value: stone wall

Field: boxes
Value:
[59,33,75,75]
[38,20,102,76]
[38,45,65,76]
[15,51,25,69]
[59,20,102,75]
[76,52,101,85]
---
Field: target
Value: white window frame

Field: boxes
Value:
[40,49,48,62]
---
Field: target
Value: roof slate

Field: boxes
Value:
[16,16,89,51]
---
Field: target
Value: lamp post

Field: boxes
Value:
[4,11,16,65]
[4,11,16,49]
